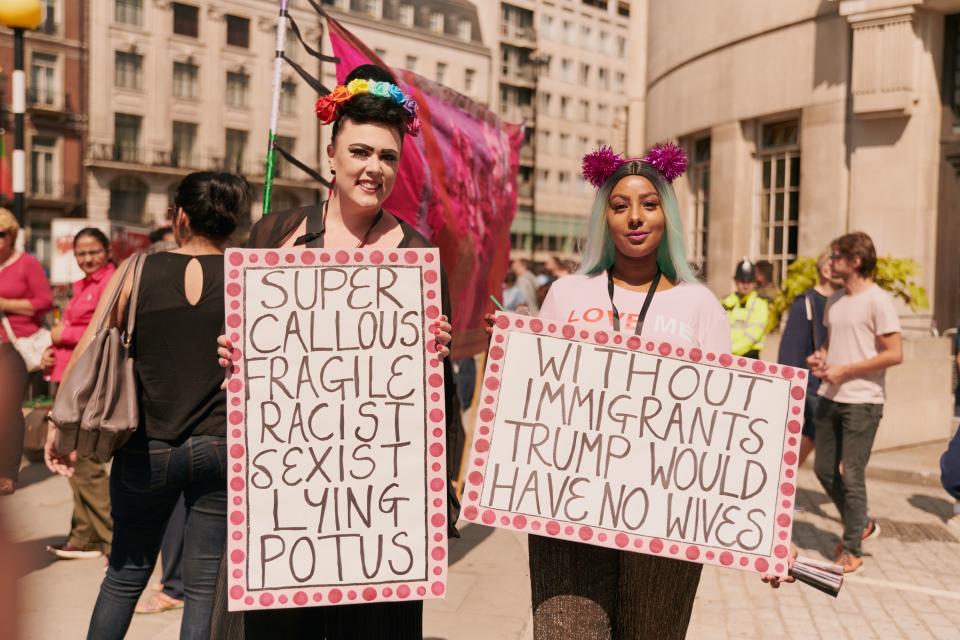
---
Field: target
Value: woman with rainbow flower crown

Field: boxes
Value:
[212,64,458,640]
[487,144,795,639]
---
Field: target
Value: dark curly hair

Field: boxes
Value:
[331,64,410,144]
[174,172,252,240]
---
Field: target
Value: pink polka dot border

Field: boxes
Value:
[224,248,448,611]
[458,311,801,580]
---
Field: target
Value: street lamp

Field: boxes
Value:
[0,0,42,227]
[529,51,551,262]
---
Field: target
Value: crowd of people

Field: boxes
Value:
[0,60,957,639]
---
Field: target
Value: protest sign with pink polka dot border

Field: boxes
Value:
[223,248,447,611]
[460,311,805,578]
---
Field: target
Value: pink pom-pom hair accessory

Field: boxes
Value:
[580,142,688,188]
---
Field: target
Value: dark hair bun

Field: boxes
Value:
[332,64,409,141]
[174,172,252,240]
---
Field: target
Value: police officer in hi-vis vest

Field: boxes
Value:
[722,258,770,359]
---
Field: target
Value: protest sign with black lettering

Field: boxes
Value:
[460,312,806,576]
[223,248,448,611]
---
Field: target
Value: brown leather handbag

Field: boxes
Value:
[51,254,146,463]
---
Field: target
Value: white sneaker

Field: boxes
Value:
[46,543,103,560]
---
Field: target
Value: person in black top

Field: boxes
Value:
[212,64,458,640]
[777,253,841,466]
[46,172,252,640]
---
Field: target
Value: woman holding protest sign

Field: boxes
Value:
[44,172,252,639]
[212,64,458,640]
[484,145,793,639]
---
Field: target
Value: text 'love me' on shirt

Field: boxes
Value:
[538,274,732,354]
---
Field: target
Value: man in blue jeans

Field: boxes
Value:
[807,232,903,573]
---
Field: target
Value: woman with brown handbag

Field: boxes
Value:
[0,207,52,495]
[45,172,252,639]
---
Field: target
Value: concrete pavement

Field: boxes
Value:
[6,446,960,639]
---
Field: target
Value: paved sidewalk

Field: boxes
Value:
[6,450,960,639]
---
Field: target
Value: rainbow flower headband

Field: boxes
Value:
[582,142,688,188]
[315,79,421,136]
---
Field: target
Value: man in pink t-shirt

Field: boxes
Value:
[807,232,902,574]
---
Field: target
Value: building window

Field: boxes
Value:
[539,130,552,154]
[581,25,592,49]
[458,18,472,41]
[115,0,142,26]
[597,104,609,125]
[226,71,249,109]
[109,176,148,222]
[398,4,414,27]
[29,53,57,106]
[275,136,296,177]
[618,1,630,18]
[579,63,591,85]
[598,31,609,54]
[563,21,574,45]
[559,133,570,156]
[30,135,57,197]
[359,0,382,18]
[405,55,417,72]
[561,58,572,83]
[172,121,197,167]
[429,12,444,34]
[464,68,475,93]
[944,14,960,126]
[173,61,198,100]
[374,48,387,59]
[578,135,589,153]
[172,3,199,38]
[39,0,58,34]
[226,15,250,48]
[579,99,590,120]
[540,14,553,40]
[616,71,626,86]
[616,35,626,58]
[435,62,447,85]
[539,91,551,114]
[757,120,800,283]
[113,113,142,163]
[114,51,143,90]
[560,96,570,119]
[687,136,711,278]
[280,80,297,115]
[598,67,609,90]
[225,129,247,173]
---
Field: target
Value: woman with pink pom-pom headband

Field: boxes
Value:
[521,143,792,638]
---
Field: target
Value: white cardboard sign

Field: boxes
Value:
[460,312,806,576]
[224,248,448,611]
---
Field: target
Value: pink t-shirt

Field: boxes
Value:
[539,274,732,353]
[0,252,53,342]
[818,283,901,404]
[51,263,116,382]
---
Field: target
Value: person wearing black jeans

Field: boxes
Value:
[46,172,252,639]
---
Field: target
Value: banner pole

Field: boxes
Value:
[263,0,290,216]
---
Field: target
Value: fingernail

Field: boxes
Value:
[432,328,440,335]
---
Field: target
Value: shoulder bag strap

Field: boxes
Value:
[93,255,139,334]
[123,254,147,344]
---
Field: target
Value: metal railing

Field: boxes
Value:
[87,143,280,178]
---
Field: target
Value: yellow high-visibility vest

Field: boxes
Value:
[721,290,770,356]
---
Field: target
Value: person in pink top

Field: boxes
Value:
[41,227,116,558]
[511,145,791,640]
[0,208,53,495]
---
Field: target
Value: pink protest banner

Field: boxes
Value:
[223,248,448,611]
[461,312,806,576]
[327,17,523,357]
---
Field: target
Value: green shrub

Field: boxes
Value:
[767,257,929,332]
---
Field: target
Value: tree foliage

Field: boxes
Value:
[767,257,929,332]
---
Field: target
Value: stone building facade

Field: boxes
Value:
[0,0,87,256]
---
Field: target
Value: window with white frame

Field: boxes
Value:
[581,25,592,50]
[560,96,570,119]
[173,61,198,100]
[596,103,608,125]
[172,121,197,167]
[464,68,475,94]
[429,12,444,34]
[225,128,247,173]
[599,31,610,54]
[559,133,570,156]
[360,0,382,19]
[39,0,58,34]
[115,0,142,26]
[226,71,249,108]
[598,67,609,90]
[114,50,143,90]
[757,120,800,283]
[616,70,626,87]
[616,35,626,57]
[561,58,572,82]
[540,14,553,40]
[436,62,447,85]
[687,136,711,278]
[405,55,417,72]
[539,91,551,114]
[563,20,574,44]
[579,63,591,85]
[458,18,472,41]
[30,135,57,196]
[540,130,552,154]
[398,4,414,27]
[579,99,590,121]
[280,80,297,115]
[30,52,58,106]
